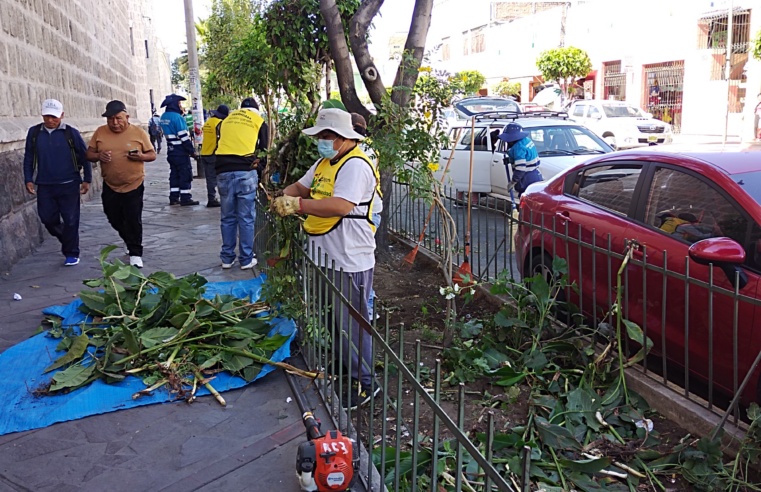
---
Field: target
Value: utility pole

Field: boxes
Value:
[184,0,205,177]
[723,0,734,145]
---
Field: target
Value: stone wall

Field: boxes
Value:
[0,0,171,271]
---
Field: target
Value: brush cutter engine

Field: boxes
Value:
[296,414,359,492]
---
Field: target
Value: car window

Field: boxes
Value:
[572,105,586,117]
[644,167,748,247]
[747,222,761,272]
[574,165,643,215]
[588,106,600,118]
[460,127,489,151]
[527,126,610,155]
[569,128,607,152]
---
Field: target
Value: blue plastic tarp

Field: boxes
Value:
[0,275,296,436]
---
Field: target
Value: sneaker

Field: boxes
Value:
[123,243,129,256]
[222,260,235,269]
[181,200,200,206]
[206,200,221,208]
[240,258,258,270]
[342,379,381,410]
[129,256,143,268]
[64,257,79,266]
[169,201,180,206]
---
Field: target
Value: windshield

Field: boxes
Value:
[601,103,645,118]
[454,98,520,117]
[504,126,613,156]
[733,171,761,205]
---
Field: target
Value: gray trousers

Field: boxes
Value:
[201,155,218,201]
[326,267,374,386]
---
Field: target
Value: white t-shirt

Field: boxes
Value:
[298,156,377,272]
[360,144,383,215]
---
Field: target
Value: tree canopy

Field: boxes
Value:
[536,46,592,98]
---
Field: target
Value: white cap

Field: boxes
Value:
[302,108,364,140]
[41,99,63,118]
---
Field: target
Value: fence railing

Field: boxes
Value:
[388,181,761,429]
[254,193,517,492]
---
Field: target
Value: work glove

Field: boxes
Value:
[271,195,301,217]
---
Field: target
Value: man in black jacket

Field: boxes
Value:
[23,99,91,266]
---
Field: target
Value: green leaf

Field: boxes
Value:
[122,326,140,355]
[99,245,118,264]
[56,338,73,351]
[79,291,108,314]
[258,334,291,351]
[50,363,95,391]
[243,364,264,381]
[535,417,582,451]
[322,99,347,111]
[559,457,612,474]
[483,347,510,369]
[525,350,548,371]
[44,334,89,373]
[29,325,45,338]
[222,350,254,373]
[139,327,179,348]
[490,365,527,387]
[149,271,175,288]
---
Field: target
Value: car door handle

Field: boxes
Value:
[555,211,572,223]
[631,247,649,261]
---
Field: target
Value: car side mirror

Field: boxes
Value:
[594,113,602,120]
[689,237,748,289]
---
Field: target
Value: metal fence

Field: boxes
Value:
[388,181,761,429]
[253,193,519,492]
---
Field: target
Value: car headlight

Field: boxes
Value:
[664,124,672,133]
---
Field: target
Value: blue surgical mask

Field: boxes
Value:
[317,139,339,159]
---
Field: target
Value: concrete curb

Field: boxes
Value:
[388,232,750,457]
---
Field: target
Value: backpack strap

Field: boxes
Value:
[63,125,80,171]
[31,123,43,172]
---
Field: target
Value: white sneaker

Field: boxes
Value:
[129,256,143,268]
[124,243,129,256]
[240,258,258,270]
[222,260,235,269]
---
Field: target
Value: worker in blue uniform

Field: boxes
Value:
[498,123,543,196]
[159,94,199,206]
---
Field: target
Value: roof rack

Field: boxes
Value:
[473,111,569,121]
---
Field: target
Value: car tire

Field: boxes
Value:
[604,134,617,150]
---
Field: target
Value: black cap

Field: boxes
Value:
[241,98,259,110]
[211,104,230,119]
[102,100,127,117]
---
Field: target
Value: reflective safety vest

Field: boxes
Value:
[200,116,223,156]
[216,108,264,158]
[303,146,382,236]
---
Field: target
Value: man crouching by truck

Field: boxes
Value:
[271,108,382,411]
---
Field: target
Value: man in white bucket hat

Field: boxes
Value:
[272,108,382,410]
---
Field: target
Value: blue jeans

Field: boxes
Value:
[217,170,257,265]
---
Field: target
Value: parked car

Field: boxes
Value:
[436,103,613,199]
[568,100,674,150]
[452,96,521,119]
[515,150,761,404]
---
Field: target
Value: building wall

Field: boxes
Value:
[0,0,171,272]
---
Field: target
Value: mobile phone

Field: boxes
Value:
[128,149,138,155]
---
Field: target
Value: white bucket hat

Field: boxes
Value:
[302,108,364,140]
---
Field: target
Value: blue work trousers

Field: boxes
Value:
[36,182,81,258]
[167,154,194,203]
[217,170,257,266]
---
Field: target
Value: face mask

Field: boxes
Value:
[318,139,340,159]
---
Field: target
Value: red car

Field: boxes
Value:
[516,150,761,405]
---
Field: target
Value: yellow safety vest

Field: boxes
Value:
[216,109,264,157]
[303,146,382,236]
[200,116,223,156]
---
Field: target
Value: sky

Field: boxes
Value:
[153,0,416,69]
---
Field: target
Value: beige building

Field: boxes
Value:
[0,0,172,271]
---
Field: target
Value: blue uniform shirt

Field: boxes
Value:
[507,137,539,172]
[159,111,195,157]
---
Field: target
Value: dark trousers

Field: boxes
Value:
[167,154,193,203]
[102,182,144,257]
[201,155,217,201]
[150,134,162,153]
[37,182,81,258]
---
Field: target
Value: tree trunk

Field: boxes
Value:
[319,0,371,120]
[348,0,387,108]
[325,60,332,100]
[390,0,433,108]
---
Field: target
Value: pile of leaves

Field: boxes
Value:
[35,246,317,405]
[392,255,761,491]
